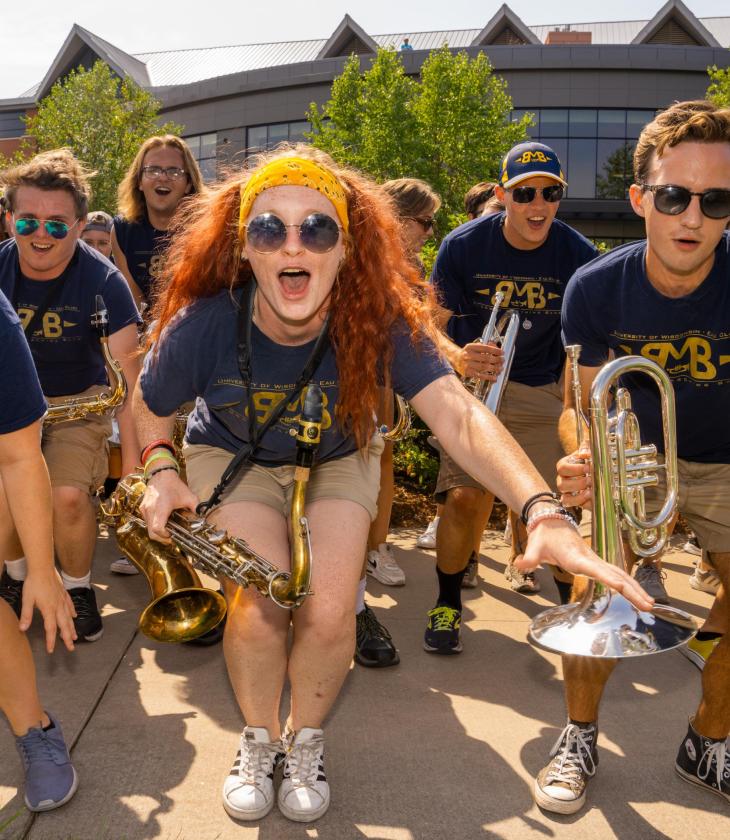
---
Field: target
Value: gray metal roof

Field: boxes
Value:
[135,16,730,88]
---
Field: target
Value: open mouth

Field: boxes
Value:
[527,216,546,230]
[278,268,311,298]
[154,186,172,197]
[31,242,53,252]
[674,237,700,249]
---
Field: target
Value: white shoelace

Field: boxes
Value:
[545,724,597,790]
[285,735,324,788]
[697,739,729,790]
[237,739,280,786]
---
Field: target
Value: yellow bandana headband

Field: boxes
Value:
[238,157,349,241]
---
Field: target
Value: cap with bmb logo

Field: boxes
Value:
[500,142,568,189]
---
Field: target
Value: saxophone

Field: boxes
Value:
[100,384,324,642]
[45,295,127,425]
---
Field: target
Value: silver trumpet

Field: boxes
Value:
[467,291,520,415]
[528,349,697,658]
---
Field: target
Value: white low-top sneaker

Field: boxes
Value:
[416,517,439,549]
[278,728,330,822]
[366,543,406,586]
[222,726,283,821]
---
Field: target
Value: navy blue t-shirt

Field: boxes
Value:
[562,233,730,464]
[0,239,141,397]
[432,212,598,386]
[113,213,169,304]
[0,290,46,434]
[140,287,453,465]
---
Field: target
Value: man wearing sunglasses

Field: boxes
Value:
[0,149,141,643]
[536,100,730,814]
[425,142,598,655]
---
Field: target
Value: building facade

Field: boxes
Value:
[2,0,729,241]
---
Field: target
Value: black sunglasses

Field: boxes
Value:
[641,184,730,220]
[508,185,564,204]
[408,216,436,232]
[243,212,342,254]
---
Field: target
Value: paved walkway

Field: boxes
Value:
[1,528,728,840]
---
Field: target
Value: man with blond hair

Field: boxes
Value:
[0,149,140,641]
[538,100,730,813]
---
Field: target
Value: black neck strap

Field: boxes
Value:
[197,279,330,514]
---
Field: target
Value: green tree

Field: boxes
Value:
[595,142,634,200]
[707,65,730,108]
[0,61,181,214]
[307,46,530,228]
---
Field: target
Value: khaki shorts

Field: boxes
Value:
[184,436,384,521]
[434,380,563,501]
[645,458,730,554]
[42,386,112,495]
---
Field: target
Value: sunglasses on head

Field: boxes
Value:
[243,212,342,254]
[13,216,79,240]
[508,184,564,204]
[641,184,730,220]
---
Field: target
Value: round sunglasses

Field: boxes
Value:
[641,184,730,220]
[508,185,564,204]
[243,213,342,254]
[13,216,79,240]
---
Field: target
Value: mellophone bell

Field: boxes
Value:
[528,345,697,657]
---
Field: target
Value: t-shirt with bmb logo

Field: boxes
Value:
[0,239,140,397]
[113,213,169,305]
[432,212,598,386]
[562,232,730,463]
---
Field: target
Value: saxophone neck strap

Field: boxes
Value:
[197,279,330,515]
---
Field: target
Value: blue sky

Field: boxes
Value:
[1,0,726,99]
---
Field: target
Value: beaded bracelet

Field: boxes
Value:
[141,439,176,465]
[520,491,561,525]
[145,465,180,482]
[526,509,579,534]
[143,451,180,477]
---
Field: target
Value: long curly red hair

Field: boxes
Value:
[150,145,443,447]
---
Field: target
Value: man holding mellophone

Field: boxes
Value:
[536,100,730,814]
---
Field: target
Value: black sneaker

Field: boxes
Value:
[67,587,103,642]
[423,605,462,654]
[534,722,599,814]
[184,613,226,647]
[675,719,729,802]
[0,570,24,618]
[355,604,399,667]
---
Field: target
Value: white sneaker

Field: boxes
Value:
[222,726,283,821]
[278,728,330,822]
[109,556,139,575]
[366,543,405,586]
[688,566,721,595]
[505,560,540,594]
[416,517,439,549]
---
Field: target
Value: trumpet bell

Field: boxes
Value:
[528,593,697,658]
[140,587,227,643]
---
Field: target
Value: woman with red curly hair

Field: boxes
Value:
[132,146,651,824]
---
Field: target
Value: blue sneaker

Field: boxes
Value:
[15,713,78,812]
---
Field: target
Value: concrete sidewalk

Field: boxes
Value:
[1,527,728,840]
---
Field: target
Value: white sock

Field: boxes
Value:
[61,571,91,591]
[4,557,27,581]
[355,577,367,615]
[432,516,440,528]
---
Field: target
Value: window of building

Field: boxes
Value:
[246,121,312,154]
[509,109,659,200]
[185,132,218,182]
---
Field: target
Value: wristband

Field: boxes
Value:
[145,465,180,482]
[143,451,179,476]
[526,509,578,534]
[520,491,561,525]
[141,439,176,465]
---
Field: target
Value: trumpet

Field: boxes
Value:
[528,350,697,658]
[45,295,127,425]
[466,291,520,416]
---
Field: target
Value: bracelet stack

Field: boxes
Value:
[520,491,561,525]
[526,510,579,534]
[141,439,180,482]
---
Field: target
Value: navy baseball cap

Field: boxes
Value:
[500,142,567,189]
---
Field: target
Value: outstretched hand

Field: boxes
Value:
[517,518,654,612]
[20,570,77,653]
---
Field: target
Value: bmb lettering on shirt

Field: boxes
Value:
[562,233,730,463]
